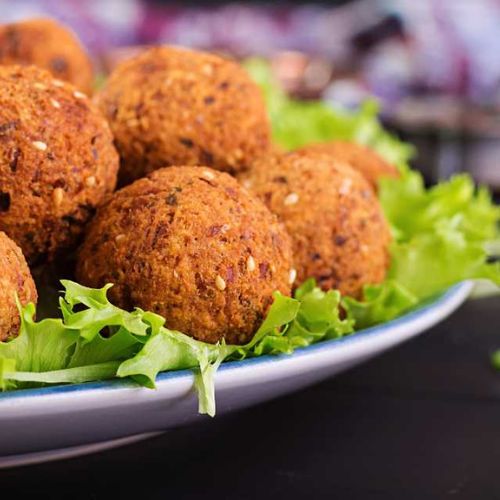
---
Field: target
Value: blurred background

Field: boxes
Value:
[1,0,500,192]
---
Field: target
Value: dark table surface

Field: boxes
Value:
[2,294,499,499]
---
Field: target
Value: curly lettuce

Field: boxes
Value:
[0,280,353,415]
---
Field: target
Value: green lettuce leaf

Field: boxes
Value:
[0,279,351,416]
[343,280,418,330]
[342,168,499,323]
[380,171,500,299]
[232,281,354,359]
[245,58,414,165]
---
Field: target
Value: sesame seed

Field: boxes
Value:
[52,188,64,207]
[32,141,47,151]
[52,79,65,87]
[50,98,61,109]
[284,192,299,206]
[73,90,86,99]
[33,82,47,90]
[215,275,226,291]
[173,270,179,279]
[85,176,96,187]
[126,118,139,128]
[202,64,213,76]
[202,170,215,180]
[289,268,297,285]
[115,234,126,243]
[339,178,353,195]
[246,255,256,272]
[242,179,253,189]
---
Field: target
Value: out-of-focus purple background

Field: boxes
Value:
[2,0,500,187]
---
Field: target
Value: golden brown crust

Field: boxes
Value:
[0,65,119,264]
[96,46,271,185]
[297,141,399,190]
[0,18,94,94]
[0,231,37,341]
[239,151,391,298]
[76,166,293,345]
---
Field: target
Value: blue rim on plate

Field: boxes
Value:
[0,282,470,401]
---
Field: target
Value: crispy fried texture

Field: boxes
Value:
[0,231,37,341]
[96,46,271,185]
[239,151,391,298]
[0,65,119,264]
[0,18,94,94]
[298,141,399,190]
[76,166,293,344]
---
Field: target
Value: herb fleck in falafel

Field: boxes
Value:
[0,18,94,95]
[298,141,399,190]
[0,231,37,341]
[0,65,119,264]
[76,166,293,345]
[239,151,391,298]
[96,46,271,185]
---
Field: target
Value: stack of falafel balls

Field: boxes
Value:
[0,18,398,347]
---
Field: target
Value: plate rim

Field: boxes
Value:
[0,281,473,404]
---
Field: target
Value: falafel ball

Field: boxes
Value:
[0,65,119,264]
[0,231,37,341]
[96,46,271,185]
[0,18,94,95]
[297,141,399,190]
[76,166,293,345]
[239,151,391,298]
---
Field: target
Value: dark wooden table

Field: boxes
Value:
[2,295,499,499]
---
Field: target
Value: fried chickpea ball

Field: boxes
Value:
[96,46,271,185]
[0,18,94,95]
[239,151,391,298]
[0,231,37,341]
[297,141,399,190]
[0,65,119,264]
[76,166,293,345]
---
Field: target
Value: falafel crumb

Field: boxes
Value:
[284,192,299,206]
[339,178,353,195]
[32,141,48,151]
[215,274,227,291]
[246,255,256,272]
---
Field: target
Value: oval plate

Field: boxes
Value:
[0,282,472,467]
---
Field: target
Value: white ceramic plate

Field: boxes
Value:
[0,282,472,468]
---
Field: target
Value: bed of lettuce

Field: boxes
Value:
[0,61,498,416]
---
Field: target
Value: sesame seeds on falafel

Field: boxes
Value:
[0,65,119,264]
[76,166,293,345]
[239,151,392,298]
[96,46,272,185]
